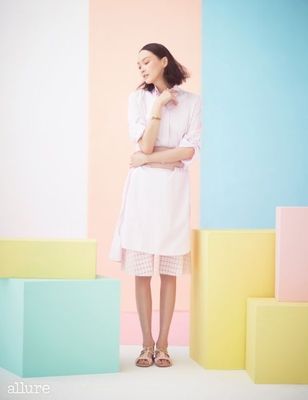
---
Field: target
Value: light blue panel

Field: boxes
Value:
[0,277,120,377]
[0,279,24,376]
[201,0,308,228]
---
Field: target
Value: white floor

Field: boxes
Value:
[1,346,308,400]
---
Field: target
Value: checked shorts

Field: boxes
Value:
[121,248,191,276]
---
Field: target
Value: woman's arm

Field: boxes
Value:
[137,99,163,154]
[129,146,189,169]
[146,160,184,169]
[138,90,179,154]
[145,146,184,169]
[145,146,194,164]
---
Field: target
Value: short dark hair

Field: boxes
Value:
[136,43,190,92]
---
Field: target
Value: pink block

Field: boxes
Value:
[120,310,189,346]
[276,207,308,301]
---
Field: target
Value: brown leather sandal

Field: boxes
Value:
[154,347,173,367]
[135,345,155,367]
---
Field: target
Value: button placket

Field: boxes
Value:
[168,106,170,147]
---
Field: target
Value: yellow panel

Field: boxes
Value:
[190,229,275,369]
[0,239,96,279]
[246,298,308,384]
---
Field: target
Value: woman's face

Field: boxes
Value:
[137,50,167,85]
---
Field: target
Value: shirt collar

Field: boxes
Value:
[153,84,180,96]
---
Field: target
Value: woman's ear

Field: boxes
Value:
[162,56,168,68]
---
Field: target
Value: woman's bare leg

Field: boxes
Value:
[135,276,155,365]
[135,149,178,364]
[156,274,176,366]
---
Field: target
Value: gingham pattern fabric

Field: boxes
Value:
[121,248,191,276]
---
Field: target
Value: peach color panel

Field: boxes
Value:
[275,207,308,301]
[89,0,201,313]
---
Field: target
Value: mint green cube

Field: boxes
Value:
[0,277,120,377]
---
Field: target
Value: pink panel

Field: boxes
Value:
[275,207,308,301]
[120,311,189,346]
[90,0,201,312]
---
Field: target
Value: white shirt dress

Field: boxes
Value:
[109,84,202,262]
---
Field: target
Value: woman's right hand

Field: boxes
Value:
[157,88,178,107]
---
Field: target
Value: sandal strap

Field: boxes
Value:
[142,345,154,351]
[136,346,154,362]
[140,349,153,357]
[155,347,169,354]
[135,349,154,366]
[154,347,172,366]
[155,348,171,359]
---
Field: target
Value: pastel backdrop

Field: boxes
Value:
[202,0,308,226]
[2,0,307,350]
[0,0,88,238]
[0,0,200,347]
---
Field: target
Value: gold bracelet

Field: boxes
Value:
[151,115,161,120]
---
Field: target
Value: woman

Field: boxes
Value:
[109,43,202,367]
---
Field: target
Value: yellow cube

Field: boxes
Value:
[190,229,275,369]
[0,239,97,279]
[246,298,308,383]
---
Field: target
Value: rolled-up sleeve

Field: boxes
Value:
[128,90,146,144]
[178,95,202,169]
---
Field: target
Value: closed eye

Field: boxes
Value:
[138,62,149,70]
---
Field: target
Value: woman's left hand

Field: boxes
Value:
[129,151,148,168]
